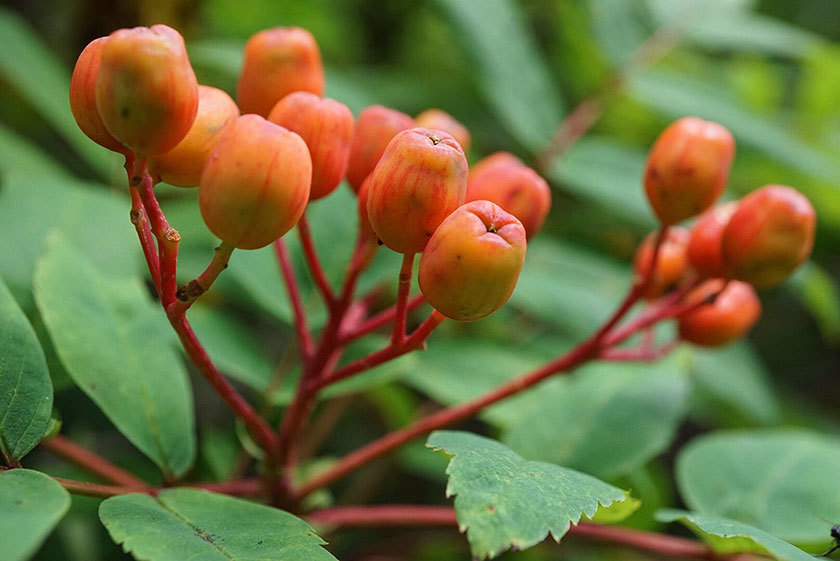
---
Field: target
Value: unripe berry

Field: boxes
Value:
[268,91,354,200]
[678,279,761,346]
[721,185,816,288]
[466,163,551,238]
[644,117,735,225]
[419,201,527,321]
[366,127,467,254]
[346,105,414,192]
[237,27,324,117]
[69,37,126,153]
[148,85,239,187]
[415,109,471,152]
[199,115,311,250]
[687,202,737,278]
[95,25,199,155]
[633,227,690,300]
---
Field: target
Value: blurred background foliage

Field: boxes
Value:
[1,0,839,559]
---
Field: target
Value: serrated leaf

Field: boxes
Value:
[0,469,71,561]
[33,234,195,478]
[676,430,840,547]
[427,430,635,559]
[0,275,52,462]
[657,510,815,561]
[99,488,336,561]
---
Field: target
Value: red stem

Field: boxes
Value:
[391,253,415,345]
[52,475,264,499]
[170,241,235,315]
[40,435,146,487]
[274,238,315,360]
[136,166,179,307]
[129,187,162,296]
[339,294,426,345]
[297,213,335,305]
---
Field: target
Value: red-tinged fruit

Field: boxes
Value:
[148,85,240,187]
[466,163,551,238]
[419,200,527,321]
[469,152,523,184]
[415,109,471,152]
[237,27,324,117]
[346,105,414,192]
[69,37,126,153]
[644,117,735,225]
[634,227,691,300]
[95,25,198,155]
[687,202,737,278]
[269,91,354,200]
[357,176,376,242]
[679,279,761,346]
[199,115,311,250]
[366,127,468,254]
[721,185,816,288]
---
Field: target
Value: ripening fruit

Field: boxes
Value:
[469,152,523,184]
[415,109,471,152]
[687,202,737,278]
[633,227,691,300]
[366,127,468,254]
[95,25,199,155]
[357,176,376,242]
[419,200,527,321]
[148,86,240,187]
[644,117,735,225]
[678,279,761,346]
[466,163,551,238]
[199,115,311,249]
[69,37,126,153]
[721,185,816,288]
[346,105,414,192]
[237,27,324,117]
[268,91,354,200]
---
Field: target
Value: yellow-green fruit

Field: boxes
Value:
[199,115,312,250]
[419,200,527,321]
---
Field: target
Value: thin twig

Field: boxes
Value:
[40,435,146,488]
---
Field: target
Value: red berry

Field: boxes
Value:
[686,202,737,279]
[633,227,691,300]
[466,162,551,238]
[346,105,414,192]
[415,109,471,152]
[679,279,761,346]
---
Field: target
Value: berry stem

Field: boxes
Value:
[50,474,264,499]
[297,212,335,305]
[274,238,315,360]
[338,293,426,345]
[170,240,235,315]
[129,186,162,296]
[40,434,147,487]
[135,165,180,307]
[392,252,415,346]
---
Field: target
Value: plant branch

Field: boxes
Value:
[391,253,414,345]
[40,435,146,487]
[338,293,426,345]
[136,165,180,307]
[297,213,334,305]
[170,240,235,315]
[52,475,264,499]
[128,186,162,296]
[274,238,315,360]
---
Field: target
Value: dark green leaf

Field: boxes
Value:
[0,122,68,178]
[0,469,70,561]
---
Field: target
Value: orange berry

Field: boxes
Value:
[419,200,527,321]
[687,202,737,278]
[721,185,816,288]
[415,109,471,152]
[366,128,467,254]
[95,25,198,155]
[268,91,354,200]
[199,115,311,250]
[346,105,414,192]
[466,162,551,238]
[469,152,523,183]
[633,227,691,300]
[644,117,735,225]
[148,85,240,187]
[357,176,376,242]
[678,279,761,346]
[236,27,324,117]
[69,37,126,153]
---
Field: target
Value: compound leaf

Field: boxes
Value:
[0,469,70,561]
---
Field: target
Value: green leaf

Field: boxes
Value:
[0,275,52,462]
[99,488,337,561]
[788,262,840,345]
[427,430,635,559]
[676,429,840,547]
[502,354,691,480]
[0,469,71,561]
[433,0,564,151]
[0,122,68,179]
[657,510,815,561]
[33,234,195,478]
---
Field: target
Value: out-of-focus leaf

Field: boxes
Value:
[0,469,70,561]
[34,234,195,478]
[788,262,840,345]
[0,123,68,178]
[676,430,840,547]
[433,0,564,151]
[796,45,840,127]
[587,0,647,65]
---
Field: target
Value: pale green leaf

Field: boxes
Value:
[0,122,68,179]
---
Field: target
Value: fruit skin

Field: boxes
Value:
[469,151,523,183]
[199,115,312,250]
[268,91,354,200]
[644,117,735,225]
[721,185,816,288]
[415,109,471,152]
[356,176,376,242]
[678,279,761,346]
[633,227,691,300]
[419,200,527,321]
[95,25,199,155]
[366,127,468,254]
[69,37,126,153]
[346,105,415,192]
[466,162,551,238]
[148,85,240,187]
[687,202,737,278]
[237,27,324,117]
